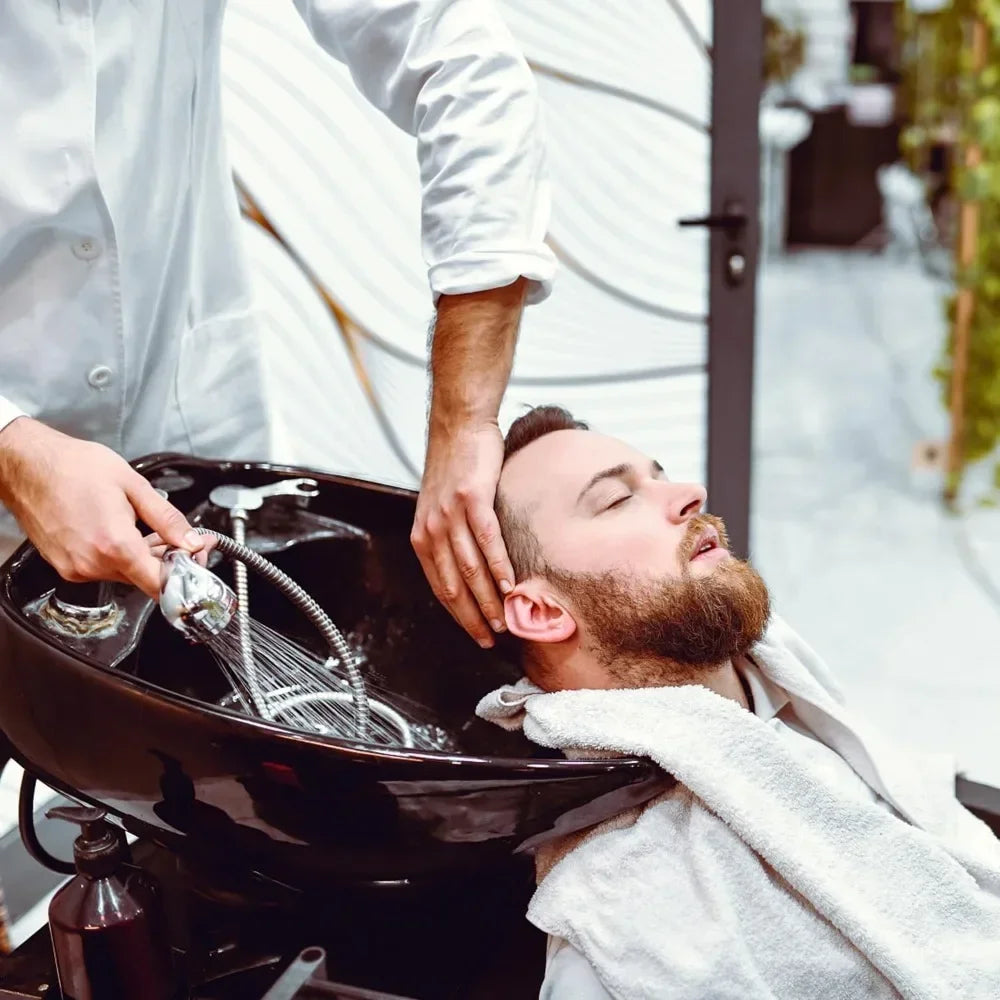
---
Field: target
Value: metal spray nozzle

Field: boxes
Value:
[158,548,236,643]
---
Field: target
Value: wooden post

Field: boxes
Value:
[945,15,988,504]
[0,881,11,955]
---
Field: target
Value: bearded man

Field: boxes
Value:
[477,405,1000,1000]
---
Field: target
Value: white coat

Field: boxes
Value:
[0,0,556,552]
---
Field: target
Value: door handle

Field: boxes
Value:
[678,201,749,287]
[677,208,748,232]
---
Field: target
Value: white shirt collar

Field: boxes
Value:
[736,654,790,722]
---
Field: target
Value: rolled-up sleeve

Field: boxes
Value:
[292,0,557,303]
[0,396,26,435]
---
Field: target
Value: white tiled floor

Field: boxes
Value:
[752,248,1000,788]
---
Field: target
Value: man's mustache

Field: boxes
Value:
[679,513,730,563]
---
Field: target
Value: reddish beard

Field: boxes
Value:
[542,515,772,686]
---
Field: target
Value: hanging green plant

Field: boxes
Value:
[763,14,806,87]
[899,0,1000,504]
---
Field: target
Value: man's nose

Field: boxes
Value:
[662,482,707,524]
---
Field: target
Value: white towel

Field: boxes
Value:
[475,615,1000,1000]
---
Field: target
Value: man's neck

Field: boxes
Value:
[631,657,749,710]
[702,659,752,711]
[543,649,752,711]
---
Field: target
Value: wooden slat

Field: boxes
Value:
[945,16,988,502]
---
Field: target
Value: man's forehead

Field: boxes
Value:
[500,429,649,508]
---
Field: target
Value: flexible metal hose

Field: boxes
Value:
[228,513,267,717]
[194,528,370,738]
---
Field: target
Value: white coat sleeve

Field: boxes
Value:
[291,0,557,303]
[540,937,616,1000]
[0,397,26,435]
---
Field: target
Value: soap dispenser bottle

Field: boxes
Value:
[46,805,177,999]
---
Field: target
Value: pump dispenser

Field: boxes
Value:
[46,805,176,999]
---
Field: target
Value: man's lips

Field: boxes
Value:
[689,525,723,561]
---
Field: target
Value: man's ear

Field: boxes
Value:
[504,580,577,645]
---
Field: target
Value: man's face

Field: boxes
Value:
[499,429,770,683]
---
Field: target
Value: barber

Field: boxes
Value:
[0,0,555,649]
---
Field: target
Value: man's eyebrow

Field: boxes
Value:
[576,459,666,505]
[577,463,632,504]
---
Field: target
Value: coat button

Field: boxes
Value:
[72,238,103,261]
[87,365,114,389]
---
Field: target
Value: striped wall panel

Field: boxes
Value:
[221,0,714,487]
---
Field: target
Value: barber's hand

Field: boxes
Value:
[411,422,514,648]
[144,531,217,567]
[0,418,208,600]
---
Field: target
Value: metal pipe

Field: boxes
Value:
[229,509,267,717]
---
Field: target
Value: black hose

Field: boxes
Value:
[18,771,76,876]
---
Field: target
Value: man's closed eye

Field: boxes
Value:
[604,494,632,511]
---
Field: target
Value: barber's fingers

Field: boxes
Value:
[413,516,493,648]
[466,500,514,598]
[432,539,493,648]
[412,514,452,624]
[125,476,205,553]
[448,517,507,636]
[144,531,216,566]
[109,531,169,600]
[410,541,456,631]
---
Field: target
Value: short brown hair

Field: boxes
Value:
[496,405,588,580]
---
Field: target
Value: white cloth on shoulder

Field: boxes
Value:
[476,615,1000,1000]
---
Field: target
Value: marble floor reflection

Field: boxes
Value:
[752,248,1000,788]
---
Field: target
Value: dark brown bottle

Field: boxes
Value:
[46,805,177,1000]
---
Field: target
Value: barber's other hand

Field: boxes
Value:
[411,422,514,648]
[0,418,208,600]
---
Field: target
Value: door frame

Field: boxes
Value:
[705,0,762,560]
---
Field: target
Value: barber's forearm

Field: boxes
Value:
[428,278,527,433]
